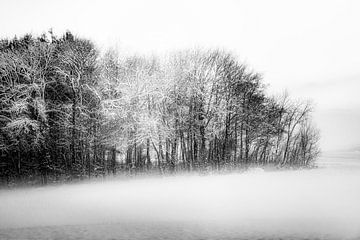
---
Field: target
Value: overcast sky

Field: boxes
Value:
[1,0,359,151]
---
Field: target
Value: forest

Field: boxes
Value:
[0,31,320,185]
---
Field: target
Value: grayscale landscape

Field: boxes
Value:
[1,0,360,239]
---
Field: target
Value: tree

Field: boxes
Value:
[0,32,321,186]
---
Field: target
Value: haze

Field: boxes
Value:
[1,152,360,239]
[0,0,359,151]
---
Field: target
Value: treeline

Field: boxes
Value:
[0,31,320,185]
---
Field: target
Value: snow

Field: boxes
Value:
[0,151,360,239]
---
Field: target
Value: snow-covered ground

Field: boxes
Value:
[1,151,360,239]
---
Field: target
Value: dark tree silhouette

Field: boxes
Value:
[0,32,320,186]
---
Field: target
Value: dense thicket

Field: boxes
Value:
[0,32,320,185]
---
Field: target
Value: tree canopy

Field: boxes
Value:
[0,32,320,186]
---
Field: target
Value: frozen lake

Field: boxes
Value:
[1,151,360,239]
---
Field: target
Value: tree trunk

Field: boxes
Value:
[111,147,116,175]
[146,138,151,170]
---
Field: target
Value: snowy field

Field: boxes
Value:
[1,151,360,240]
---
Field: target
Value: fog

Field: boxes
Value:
[1,152,360,239]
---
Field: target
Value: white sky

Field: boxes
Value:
[1,0,359,151]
